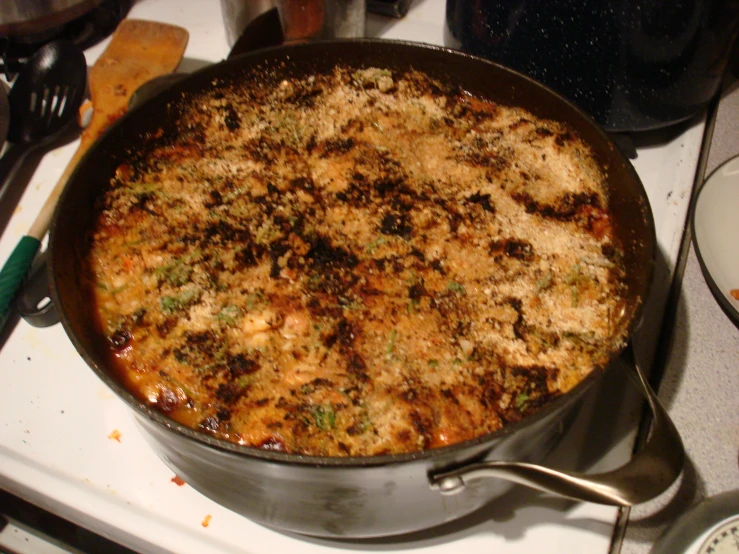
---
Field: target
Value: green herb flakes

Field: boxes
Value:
[447,281,465,294]
[515,393,529,411]
[311,404,336,431]
[386,328,397,354]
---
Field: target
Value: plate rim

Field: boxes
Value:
[691,154,739,327]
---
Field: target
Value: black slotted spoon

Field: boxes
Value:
[0,40,87,205]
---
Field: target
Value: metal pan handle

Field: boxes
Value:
[429,344,684,505]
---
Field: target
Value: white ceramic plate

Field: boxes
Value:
[692,155,739,325]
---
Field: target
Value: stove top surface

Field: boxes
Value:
[0,1,707,552]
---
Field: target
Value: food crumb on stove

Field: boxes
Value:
[201,514,212,528]
[730,289,739,300]
[108,429,122,442]
[171,475,186,486]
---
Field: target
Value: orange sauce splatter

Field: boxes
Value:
[108,429,122,442]
[171,475,186,486]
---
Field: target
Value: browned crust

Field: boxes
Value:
[85,67,626,456]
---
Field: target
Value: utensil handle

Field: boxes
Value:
[0,143,32,205]
[429,344,684,506]
[0,235,42,329]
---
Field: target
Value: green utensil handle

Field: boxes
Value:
[0,235,41,330]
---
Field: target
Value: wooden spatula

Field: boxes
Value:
[0,19,189,328]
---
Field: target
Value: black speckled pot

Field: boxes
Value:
[48,40,656,537]
[446,0,739,131]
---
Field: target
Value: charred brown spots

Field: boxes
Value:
[408,282,427,301]
[203,220,252,245]
[466,191,495,213]
[290,176,315,193]
[242,137,282,164]
[235,243,265,268]
[227,353,260,378]
[489,238,535,262]
[535,127,554,138]
[215,382,245,404]
[281,80,323,107]
[380,212,412,239]
[322,317,357,348]
[449,92,500,123]
[131,192,158,215]
[307,235,358,269]
[506,297,527,340]
[410,409,433,449]
[460,150,509,170]
[478,371,503,409]
[335,177,372,205]
[318,137,356,157]
[221,103,240,131]
[269,241,290,278]
[156,386,181,413]
[504,365,558,420]
[173,330,222,372]
[555,131,574,147]
[198,416,220,432]
[346,351,369,381]
[108,329,132,351]
[512,191,601,222]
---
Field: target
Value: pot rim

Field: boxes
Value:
[50,38,656,469]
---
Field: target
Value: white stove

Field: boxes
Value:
[0,1,705,552]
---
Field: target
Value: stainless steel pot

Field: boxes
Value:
[48,39,683,538]
[220,0,366,47]
[0,0,102,36]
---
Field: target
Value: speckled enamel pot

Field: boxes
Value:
[48,40,658,537]
[446,0,739,131]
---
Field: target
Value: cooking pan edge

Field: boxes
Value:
[47,39,658,537]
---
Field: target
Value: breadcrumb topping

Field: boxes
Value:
[86,67,627,456]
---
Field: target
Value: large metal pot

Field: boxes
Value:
[47,39,682,538]
[445,0,739,131]
[0,0,102,36]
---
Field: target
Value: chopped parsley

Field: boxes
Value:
[159,287,200,314]
[215,304,240,326]
[515,393,530,411]
[311,404,336,431]
[386,328,397,354]
[447,281,466,294]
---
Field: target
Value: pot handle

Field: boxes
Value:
[428,344,684,505]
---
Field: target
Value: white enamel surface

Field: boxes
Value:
[0,0,705,553]
[693,155,739,322]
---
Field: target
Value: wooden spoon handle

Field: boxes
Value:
[28,141,91,239]
[0,236,40,328]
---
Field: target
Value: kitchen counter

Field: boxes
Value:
[0,1,734,553]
